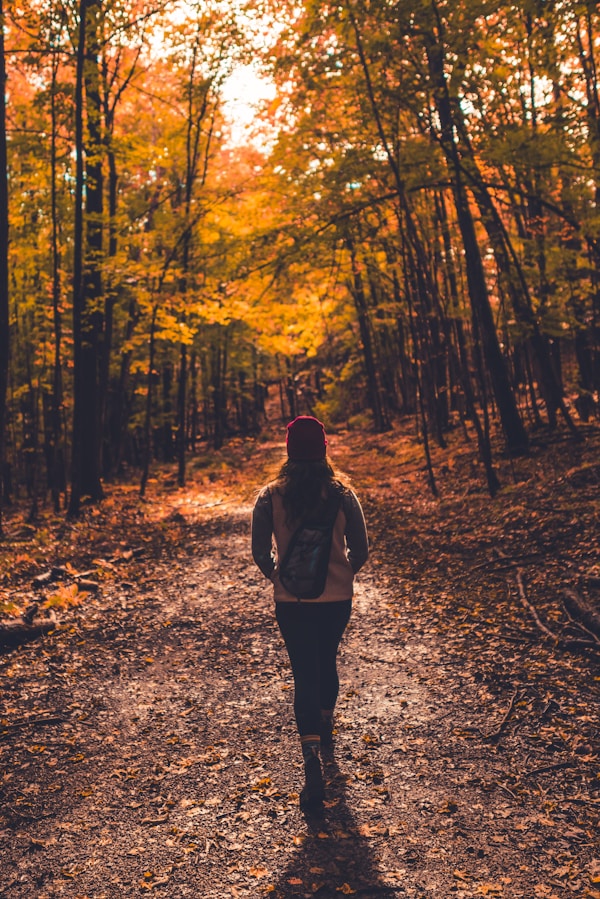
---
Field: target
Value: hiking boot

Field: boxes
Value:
[300,754,325,807]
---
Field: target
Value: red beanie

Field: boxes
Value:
[286,415,327,462]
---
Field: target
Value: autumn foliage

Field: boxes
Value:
[0,5,599,895]
[0,1,599,521]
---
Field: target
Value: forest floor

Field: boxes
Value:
[0,414,599,899]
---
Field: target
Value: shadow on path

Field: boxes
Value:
[270,748,405,898]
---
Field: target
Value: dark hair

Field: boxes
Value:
[275,459,346,525]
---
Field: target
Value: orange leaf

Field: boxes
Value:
[250,866,269,879]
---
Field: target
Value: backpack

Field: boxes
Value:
[278,492,341,600]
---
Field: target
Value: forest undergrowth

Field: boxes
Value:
[0,417,599,899]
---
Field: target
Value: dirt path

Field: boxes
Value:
[1,430,599,898]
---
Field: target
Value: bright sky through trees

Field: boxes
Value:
[221,63,276,146]
[145,0,279,146]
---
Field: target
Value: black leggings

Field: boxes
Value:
[275,599,352,738]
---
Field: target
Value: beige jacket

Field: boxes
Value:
[251,484,369,603]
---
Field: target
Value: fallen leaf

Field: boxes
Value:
[439,800,459,814]
[454,869,470,882]
[61,869,79,879]
[29,837,50,850]
[141,814,169,826]
[250,866,269,879]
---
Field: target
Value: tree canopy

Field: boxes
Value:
[0,0,599,520]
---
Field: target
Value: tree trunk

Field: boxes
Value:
[0,0,9,534]
[99,45,142,476]
[425,27,529,455]
[189,350,198,451]
[112,298,139,472]
[98,146,117,477]
[403,244,437,496]
[162,361,174,463]
[346,235,389,432]
[69,0,104,514]
[176,36,216,484]
[140,303,158,498]
[212,330,229,451]
[50,49,65,511]
[177,342,187,486]
[461,148,579,437]
[575,11,600,413]
[454,318,500,496]
[81,0,104,496]
[68,0,88,516]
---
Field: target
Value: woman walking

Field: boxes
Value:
[251,416,368,808]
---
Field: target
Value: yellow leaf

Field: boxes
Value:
[44,583,82,609]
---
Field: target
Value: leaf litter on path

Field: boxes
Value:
[0,424,599,898]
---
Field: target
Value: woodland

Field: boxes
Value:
[0,1,599,898]
[0,0,599,516]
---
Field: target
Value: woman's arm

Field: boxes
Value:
[343,490,369,573]
[251,487,276,579]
